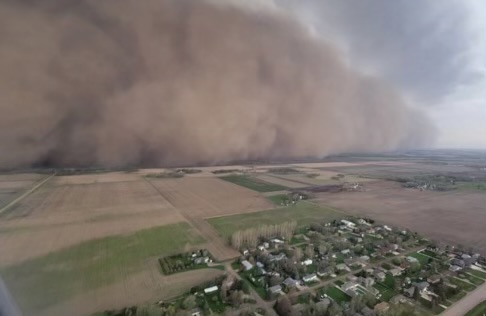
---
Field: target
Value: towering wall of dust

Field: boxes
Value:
[0,0,435,167]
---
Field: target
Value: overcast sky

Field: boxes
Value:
[279,0,486,149]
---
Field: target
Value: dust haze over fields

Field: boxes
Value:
[0,0,436,168]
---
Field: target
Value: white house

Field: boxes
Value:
[204,285,218,294]
[341,220,356,228]
[303,273,318,283]
[302,259,313,266]
[241,260,254,271]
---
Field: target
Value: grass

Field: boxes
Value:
[450,277,476,292]
[457,182,486,191]
[220,175,287,192]
[207,202,343,238]
[468,269,486,280]
[1,223,204,314]
[409,252,432,265]
[465,300,486,316]
[325,287,351,303]
[267,194,290,205]
[459,273,485,286]
[373,283,397,302]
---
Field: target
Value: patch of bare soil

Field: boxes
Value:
[313,181,486,254]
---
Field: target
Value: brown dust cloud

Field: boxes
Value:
[0,0,436,168]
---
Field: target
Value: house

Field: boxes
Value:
[194,256,209,264]
[302,259,313,266]
[361,306,376,316]
[404,287,415,298]
[268,285,282,296]
[303,273,318,283]
[406,256,419,264]
[449,265,462,272]
[283,277,299,288]
[241,260,254,271]
[190,308,202,316]
[337,263,351,272]
[361,277,375,288]
[341,249,351,255]
[263,242,270,249]
[204,285,218,294]
[451,258,465,268]
[414,281,429,294]
[269,253,286,262]
[389,268,402,277]
[383,225,392,232]
[374,302,390,314]
[347,275,358,282]
[359,255,370,262]
[242,249,249,256]
[256,261,264,269]
[341,219,356,228]
[390,294,407,304]
[374,271,386,282]
[427,275,441,285]
[341,281,358,292]
[258,245,265,251]
[271,238,284,244]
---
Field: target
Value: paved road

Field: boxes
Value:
[225,263,277,316]
[440,281,486,316]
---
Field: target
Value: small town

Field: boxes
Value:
[101,216,486,316]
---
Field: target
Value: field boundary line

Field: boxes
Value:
[0,172,56,215]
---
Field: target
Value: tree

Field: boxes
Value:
[326,302,343,316]
[230,290,244,307]
[275,296,293,316]
[293,247,303,262]
[181,295,197,310]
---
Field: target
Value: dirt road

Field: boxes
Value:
[440,281,486,316]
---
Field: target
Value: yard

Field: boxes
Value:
[373,283,397,302]
[1,223,205,314]
[467,269,486,280]
[409,252,432,265]
[465,300,486,316]
[220,175,288,192]
[449,277,476,292]
[324,286,351,303]
[207,202,344,238]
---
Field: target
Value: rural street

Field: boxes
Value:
[440,281,486,316]
[0,172,55,215]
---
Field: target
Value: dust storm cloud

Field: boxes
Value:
[0,0,435,168]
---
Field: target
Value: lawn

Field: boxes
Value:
[207,202,343,238]
[373,283,397,302]
[409,252,432,265]
[466,300,486,316]
[324,286,351,303]
[1,223,204,314]
[450,277,476,292]
[267,194,290,205]
[220,175,288,192]
[468,269,486,280]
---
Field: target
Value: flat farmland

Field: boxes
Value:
[313,180,486,254]
[148,177,273,218]
[0,177,184,265]
[0,173,47,208]
[207,201,344,239]
[255,174,307,188]
[0,223,207,316]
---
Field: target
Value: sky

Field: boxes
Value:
[279,0,486,149]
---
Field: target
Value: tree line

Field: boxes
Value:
[230,221,297,249]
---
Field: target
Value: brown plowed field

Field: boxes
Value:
[313,180,486,254]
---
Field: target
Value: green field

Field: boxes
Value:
[220,175,288,192]
[466,300,486,316]
[267,194,290,205]
[324,286,351,303]
[207,202,344,238]
[373,283,397,302]
[450,277,476,292]
[409,252,432,265]
[468,269,486,280]
[1,223,204,314]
